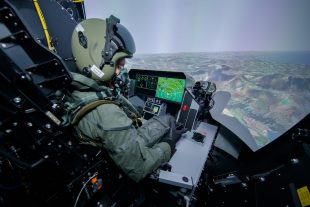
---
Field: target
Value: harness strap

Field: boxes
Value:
[70,72,112,96]
[65,72,142,127]
[71,99,120,125]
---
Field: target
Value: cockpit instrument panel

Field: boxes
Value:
[130,69,186,104]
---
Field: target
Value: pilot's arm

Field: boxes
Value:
[76,103,173,182]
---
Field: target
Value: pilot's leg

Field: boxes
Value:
[137,114,174,147]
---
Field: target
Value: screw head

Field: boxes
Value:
[241,182,247,188]
[259,177,265,182]
[45,123,51,129]
[13,97,21,104]
[291,158,299,164]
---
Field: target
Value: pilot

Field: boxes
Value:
[63,16,184,182]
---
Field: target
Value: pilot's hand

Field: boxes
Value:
[162,121,187,150]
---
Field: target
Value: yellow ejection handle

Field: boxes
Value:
[32,0,54,51]
[72,0,84,3]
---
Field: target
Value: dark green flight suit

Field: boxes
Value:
[64,73,172,182]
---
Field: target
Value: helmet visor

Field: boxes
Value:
[115,24,136,54]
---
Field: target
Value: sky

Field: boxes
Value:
[85,0,310,54]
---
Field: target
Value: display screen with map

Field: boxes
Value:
[135,74,186,103]
[155,77,186,103]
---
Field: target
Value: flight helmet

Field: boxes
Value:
[71,16,135,81]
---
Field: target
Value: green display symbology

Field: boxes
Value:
[155,77,186,103]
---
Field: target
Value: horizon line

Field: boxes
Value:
[134,50,310,55]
